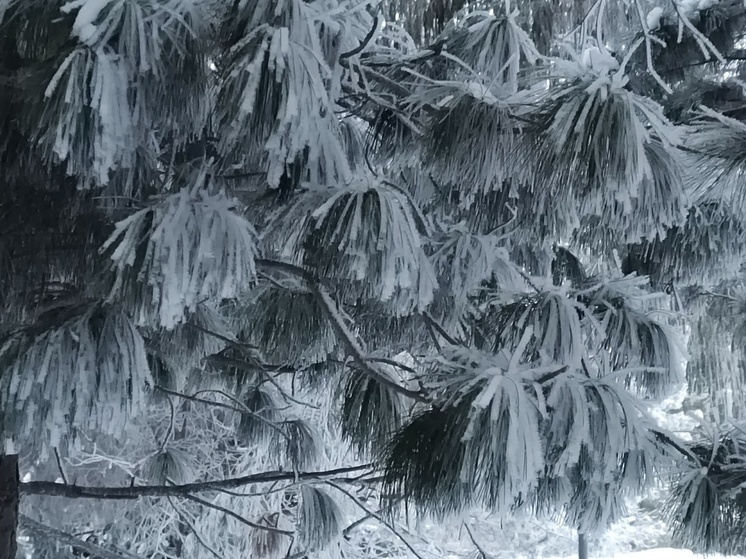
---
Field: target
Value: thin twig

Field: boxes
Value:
[633,0,673,93]
[261,372,320,409]
[670,0,725,63]
[366,357,418,374]
[326,481,427,559]
[168,497,225,559]
[194,388,292,436]
[54,448,69,485]
[421,312,461,346]
[182,492,294,536]
[184,322,257,352]
[463,522,492,559]
[160,397,176,451]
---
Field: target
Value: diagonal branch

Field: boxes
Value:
[168,497,225,559]
[326,481,426,559]
[421,311,461,346]
[21,464,373,500]
[464,522,493,559]
[257,259,428,402]
[181,493,294,536]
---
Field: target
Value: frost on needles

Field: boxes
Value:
[1,0,746,558]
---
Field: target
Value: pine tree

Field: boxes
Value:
[0,0,745,557]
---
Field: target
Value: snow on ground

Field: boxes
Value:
[549,551,746,559]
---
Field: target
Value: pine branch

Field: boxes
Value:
[21,465,373,499]
[19,515,144,559]
[651,428,701,464]
[421,312,461,346]
[257,259,428,402]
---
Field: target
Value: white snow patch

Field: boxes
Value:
[549,550,745,559]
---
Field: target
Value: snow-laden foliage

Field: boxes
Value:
[283,417,320,469]
[268,178,438,314]
[102,184,260,329]
[432,226,523,308]
[6,0,746,555]
[576,140,689,251]
[481,289,586,370]
[216,0,358,188]
[687,107,746,212]
[585,277,686,399]
[442,11,539,90]
[0,305,151,458]
[665,428,746,555]
[383,336,669,526]
[422,83,522,196]
[624,202,746,287]
[383,342,544,515]
[230,281,338,367]
[236,385,282,445]
[538,372,667,532]
[339,363,404,454]
[29,0,207,190]
[142,447,195,485]
[153,304,231,386]
[298,485,343,551]
[514,67,679,241]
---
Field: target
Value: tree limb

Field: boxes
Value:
[21,464,373,500]
[257,259,428,402]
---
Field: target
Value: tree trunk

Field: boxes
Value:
[578,531,589,559]
[0,454,19,559]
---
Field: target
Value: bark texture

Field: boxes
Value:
[0,454,19,559]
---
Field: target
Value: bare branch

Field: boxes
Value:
[181,493,294,536]
[168,497,225,559]
[54,448,69,485]
[463,522,493,559]
[326,481,427,559]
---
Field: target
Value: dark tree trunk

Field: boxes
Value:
[578,531,589,559]
[0,454,19,559]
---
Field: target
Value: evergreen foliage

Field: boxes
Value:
[1,0,746,557]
